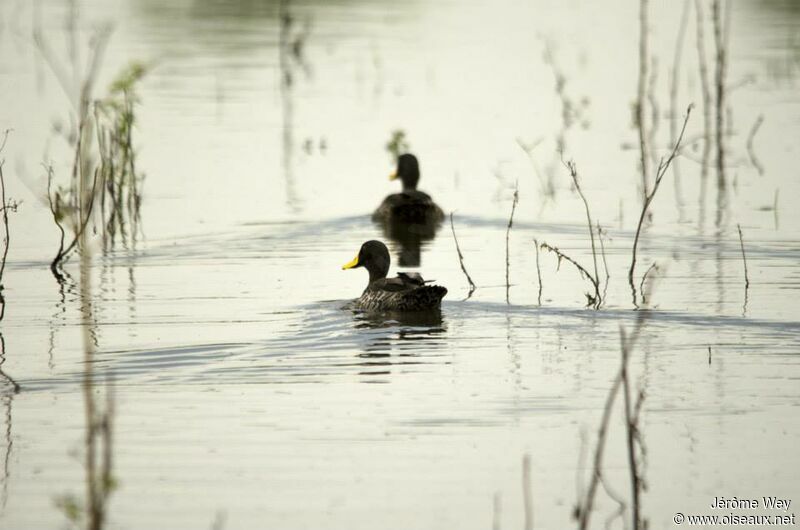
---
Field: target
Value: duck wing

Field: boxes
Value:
[357,276,447,311]
[373,275,421,292]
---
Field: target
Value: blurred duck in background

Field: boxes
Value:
[372,153,444,267]
[372,153,444,224]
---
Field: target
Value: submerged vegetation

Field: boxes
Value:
[95,62,148,248]
[33,6,149,281]
[385,129,410,161]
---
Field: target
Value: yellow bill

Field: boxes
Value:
[342,254,360,270]
[389,171,398,181]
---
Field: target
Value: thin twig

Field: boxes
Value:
[449,212,476,298]
[597,223,611,304]
[639,263,658,306]
[563,158,601,307]
[0,162,9,322]
[0,167,9,283]
[737,224,750,315]
[505,183,519,305]
[533,238,543,306]
[632,385,647,427]
[629,105,693,307]
[46,166,67,278]
[773,188,779,230]
[746,114,764,176]
[0,130,11,154]
[49,168,99,280]
[540,242,600,308]
[736,224,750,289]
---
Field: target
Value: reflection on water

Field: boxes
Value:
[352,306,445,358]
[47,271,76,370]
[71,198,115,530]
[352,307,444,330]
[279,0,304,213]
[374,216,440,267]
[0,336,20,396]
[0,334,19,513]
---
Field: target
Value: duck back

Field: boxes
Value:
[372,191,444,224]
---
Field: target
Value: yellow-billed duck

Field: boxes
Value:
[342,240,447,311]
[372,153,444,224]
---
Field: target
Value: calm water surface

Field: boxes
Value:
[0,0,798,529]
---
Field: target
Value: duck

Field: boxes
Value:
[372,153,444,224]
[342,240,447,311]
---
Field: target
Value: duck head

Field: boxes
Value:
[389,153,420,191]
[342,240,390,282]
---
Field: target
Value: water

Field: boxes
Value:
[0,0,798,529]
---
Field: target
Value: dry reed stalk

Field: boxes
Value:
[505,183,519,304]
[539,242,600,308]
[737,224,750,315]
[746,115,764,176]
[628,106,692,307]
[564,160,600,306]
[449,212,476,298]
[597,223,611,304]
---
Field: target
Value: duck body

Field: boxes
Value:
[372,153,444,225]
[342,240,447,311]
[356,272,447,311]
[372,190,444,224]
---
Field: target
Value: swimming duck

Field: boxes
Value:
[372,153,444,224]
[342,240,447,311]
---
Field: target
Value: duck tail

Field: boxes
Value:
[414,285,447,308]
